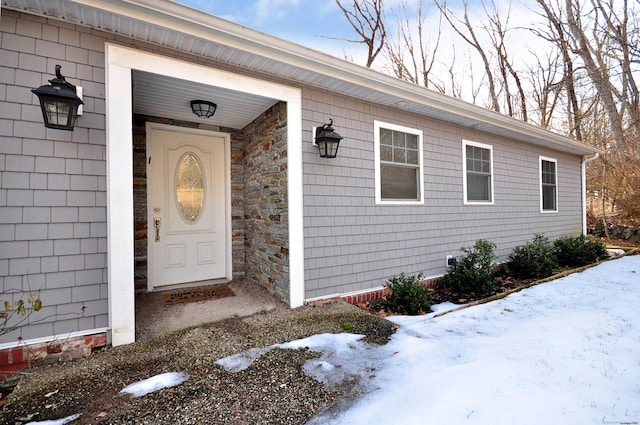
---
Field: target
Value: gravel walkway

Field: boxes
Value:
[2,301,395,424]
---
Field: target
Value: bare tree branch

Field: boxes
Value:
[334,0,386,67]
[384,0,442,89]
[435,0,502,113]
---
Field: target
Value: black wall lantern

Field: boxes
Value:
[190,100,217,118]
[314,119,343,158]
[32,65,83,131]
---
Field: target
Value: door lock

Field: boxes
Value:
[154,217,161,242]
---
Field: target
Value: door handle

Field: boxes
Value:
[154,217,161,242]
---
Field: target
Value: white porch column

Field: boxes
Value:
[105,48,135,346]
[287,97,305,308]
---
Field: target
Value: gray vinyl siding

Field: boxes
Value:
[0,11,108,343]
[302,87,583,299]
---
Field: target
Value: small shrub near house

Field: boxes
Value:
[506,234,557,279]
[384,273,430,315]
[443,239,497,295]
[553,234,607,267]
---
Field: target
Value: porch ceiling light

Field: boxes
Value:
[31,65,83,131]
[314,119,343,158]
[190,100,217,118]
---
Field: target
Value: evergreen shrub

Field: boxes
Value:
[443,239,497,295]
[553,234,607,267]
[384,273,430,315]
[506,234,557,278]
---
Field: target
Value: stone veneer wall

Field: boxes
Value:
[243,102,289,302]
[132,115,246,291]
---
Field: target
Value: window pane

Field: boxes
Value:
[542,160,556,185]
[392,131,405,147]
[542,185,556,210]
[393,147,406,163]
[481,147,490,161]
[481,159,490,173]
[381,145,392,162]
[406,134,418,150]
[406,149,419,165]
[466,146,490,173]
[175,152,205,223]
[467,173,490,201]
[381,165,418,200]
[381,128,392,146]
[467,157,474,171]
[466,145,474,160]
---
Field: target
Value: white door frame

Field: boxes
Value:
[146,122,232,291]
[105,43,304,346]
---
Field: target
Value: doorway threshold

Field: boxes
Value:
[150,278,229,293]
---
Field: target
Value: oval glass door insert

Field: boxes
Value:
[175,152,205,223]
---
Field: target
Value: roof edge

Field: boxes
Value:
[4,0,603,156]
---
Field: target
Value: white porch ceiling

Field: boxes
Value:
[132,71,278,128]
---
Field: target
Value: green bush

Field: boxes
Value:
[553,234,607,267]
[506,234,557,278]
[443,239,497,295]
[384,273,430,315]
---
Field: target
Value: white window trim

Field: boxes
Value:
[539,156,558,213]
[374,120,424,205]
[462,139,495,205]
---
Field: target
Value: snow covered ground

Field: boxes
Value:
[223,255,640,425]
[30,255,640,424]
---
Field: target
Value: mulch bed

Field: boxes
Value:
[360,271,538,317]
[162,284,235,306]
[430,271,538,306]
[361,240,640,318]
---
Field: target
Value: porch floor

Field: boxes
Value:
[134,279,282,341]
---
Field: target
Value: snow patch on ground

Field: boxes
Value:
[120,372,189,397]
[607,248,626,257]
[217,333,388,393]
[25,413,81,425]
[215,347,272,372]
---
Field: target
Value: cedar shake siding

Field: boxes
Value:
[301,87,583,299]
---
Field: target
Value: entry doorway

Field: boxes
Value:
[146,123,231,290]
[106,43,304,346]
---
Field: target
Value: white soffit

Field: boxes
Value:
[2,0,601,155]
[132,70,278,128]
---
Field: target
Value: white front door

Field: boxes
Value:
[147,125,228,288]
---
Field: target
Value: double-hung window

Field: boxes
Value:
[374,121,423,204]
[463,140,494,204]
[540,156,557,212]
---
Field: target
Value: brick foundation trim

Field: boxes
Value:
[0,333,107,382]
[340,276,443,305]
